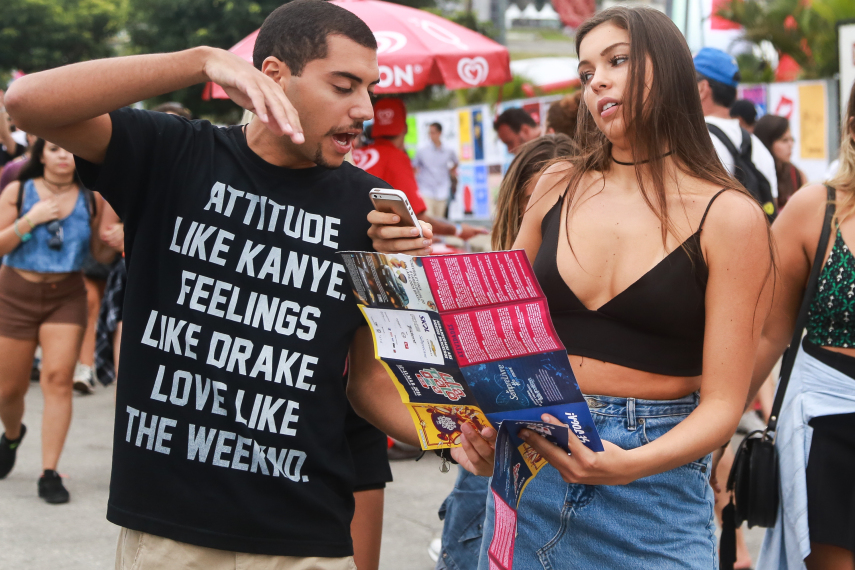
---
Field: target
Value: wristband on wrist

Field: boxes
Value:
[13,219,32,242]
[454,223,463,237]
[22,214,35,231]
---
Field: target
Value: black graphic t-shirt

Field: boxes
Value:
[76,108,388,556]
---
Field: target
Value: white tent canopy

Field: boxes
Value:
[505,4,522,28]
[510,57,579,90]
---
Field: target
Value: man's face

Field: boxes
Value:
[496,123,540,154]
[280,35,379,168]
[429,125,441,145]
[496,124,524,153]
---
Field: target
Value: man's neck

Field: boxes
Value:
[705,106,732,120]
[245,118,315,169]
[432,140,441,149]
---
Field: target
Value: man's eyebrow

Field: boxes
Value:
[577,42,630,72]
[330,71,380,86]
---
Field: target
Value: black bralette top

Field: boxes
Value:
[532,190,727,377]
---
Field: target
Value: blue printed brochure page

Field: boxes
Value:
[337,250,602,452]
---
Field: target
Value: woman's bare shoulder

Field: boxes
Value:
[0,181,21,204]
[697,188,768,251]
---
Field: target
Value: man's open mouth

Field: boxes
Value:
[332,132,358,151]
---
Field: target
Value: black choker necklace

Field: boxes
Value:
[612,150,673,166]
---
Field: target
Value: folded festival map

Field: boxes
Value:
[339,249,603,569]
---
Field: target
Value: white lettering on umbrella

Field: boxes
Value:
[352,149,380,171]
[411,18,469,50]
[374,31,408,55]
[378,65,416,88]
[457,57,489,86]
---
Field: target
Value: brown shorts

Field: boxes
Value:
[115,528,357,570]
[0,265,87,340]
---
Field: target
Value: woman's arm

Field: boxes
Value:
[0,181,58,258]
[98,197,124,253]
[746,184,828,406]
[449,163,569,475]
[89,192,118,264]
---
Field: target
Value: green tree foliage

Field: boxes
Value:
[719,0,855,79]
[0,0,128,73]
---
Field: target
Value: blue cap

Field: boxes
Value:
[693,47,739,87]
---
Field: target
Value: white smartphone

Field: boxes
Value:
[370,188,423,238]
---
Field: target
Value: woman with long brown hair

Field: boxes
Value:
[491,134,576,251]
[754,114,807,209]
[748,82,855,570]
[453,6,774,568]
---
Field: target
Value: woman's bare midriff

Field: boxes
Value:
[818,346,855,359]
[569,354,702,401]
[11,267,76,284]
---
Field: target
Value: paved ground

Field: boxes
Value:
[0,383,763,570]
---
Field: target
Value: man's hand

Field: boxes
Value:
[367,210,434,255]
[203,49,304,144]
[457,223,489,241]
[101,222,125,252]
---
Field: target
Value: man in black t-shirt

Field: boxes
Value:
[6,1,438,567]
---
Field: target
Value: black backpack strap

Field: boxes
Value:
[16,180,24,216]
[707,123,740,160]
[738,128,752,159]
[767,185,836,433]
[86,188,97,220]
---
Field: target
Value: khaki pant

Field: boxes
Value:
[116,528,356,570]
[423,197,448,219]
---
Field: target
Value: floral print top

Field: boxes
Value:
[807,231,855,347]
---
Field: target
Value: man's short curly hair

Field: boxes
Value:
[253,0,377,76]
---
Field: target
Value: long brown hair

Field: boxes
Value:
[828,80,855,224]
[493,134,576,251]
[754,114,800,207]
[558,7,754,249]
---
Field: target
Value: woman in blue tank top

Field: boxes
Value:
[450,7,776,569]
[0,138,113,504]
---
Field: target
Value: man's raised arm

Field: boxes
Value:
[5,47,303,164]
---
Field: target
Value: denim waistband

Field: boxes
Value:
[582,392,699,424]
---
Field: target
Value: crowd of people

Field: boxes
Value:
[0,1,853,569]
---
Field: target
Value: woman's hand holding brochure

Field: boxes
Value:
[520,413,639,486]
[452,422,498,476]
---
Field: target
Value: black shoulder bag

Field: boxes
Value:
[719,185,835,570]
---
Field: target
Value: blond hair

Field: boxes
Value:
[828,81,855,223]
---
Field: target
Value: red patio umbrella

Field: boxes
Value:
[203,0,511,99]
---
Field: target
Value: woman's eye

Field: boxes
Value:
[580,72,593,84]
[611,56,628,66]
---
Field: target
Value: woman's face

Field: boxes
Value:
[577,23,632,143]
[40,143,75,178]
[771,129,795,163]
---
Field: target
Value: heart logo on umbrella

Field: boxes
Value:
[352,148,380,171]
[457,57,489,86]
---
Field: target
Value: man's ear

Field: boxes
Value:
[261,57,292,89]
[697,79,709,99]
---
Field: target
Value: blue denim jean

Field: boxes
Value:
[436,466,491,570]
[477,393,717,570]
